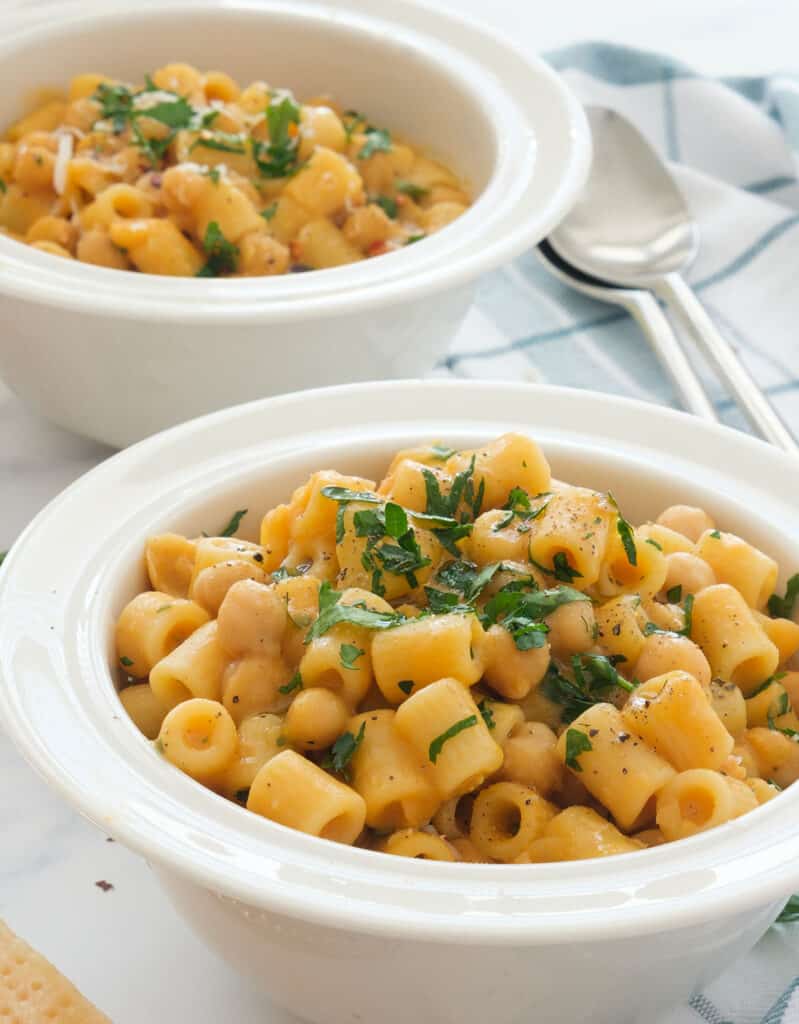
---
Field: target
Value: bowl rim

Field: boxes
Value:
[2,379,799,944]
[0,0,591,322]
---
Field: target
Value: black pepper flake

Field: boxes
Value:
[232,695,240,703]
[253,552,264,563]
[95,880,114,892]
[612,623,622,636]
[617,732,631,743]
[589,728,599,737]
[622,767,628,775]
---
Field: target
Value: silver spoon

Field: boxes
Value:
[549,106,797,451]
[537,241,717,420]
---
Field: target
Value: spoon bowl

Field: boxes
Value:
[550,106,698,286]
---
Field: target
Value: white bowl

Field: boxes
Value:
[1,380,798,1024]
[0,0,589,449]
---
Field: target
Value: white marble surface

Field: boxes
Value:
[1,3,797,1021]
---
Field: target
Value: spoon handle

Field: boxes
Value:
[623,292,718,421]
[656,274,798,452]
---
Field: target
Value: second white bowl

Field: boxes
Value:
[0,0,589,447]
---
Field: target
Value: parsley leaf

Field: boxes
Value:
[120,656,134,667]
[428,715,478,763]
[320,486,381,504]
[384,502,408,538]
[197,221,239,277]
[768,573,799,620]
[529,551,583,583]
[481,584,588,651]
[340,643,365,670]
[776,894,799,924]
[564,728,592,771]
[323,722,366,781]
[358,128,392,159]
[681,593,695,637]
[219,508,248,537]
[433,559,500,603]
[395,179,429,201]
[191,131,247,154]
[252,95,303,178]
[709,530,722,539]
[478,700,495,730]
[306,586,405,642]
[373,195,398,219]
[278,672,303,695]
[541,654,635,724]
[607,492,637,567]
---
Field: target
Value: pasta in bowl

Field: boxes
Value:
[115,431,799,863]
[3,380,799,1024]
[0,65,470,275]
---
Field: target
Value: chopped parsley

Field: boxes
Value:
[607,492,637,567]
[428,715,478,763]
[709,530,722,539]
[93,81,195,166]
[278,672,303,695]
[776,894,799,923]
[260,201,278,221]
[218,507,248,537]
[478,700,495,730]
[493,489,551,532]
[0,550,6,566]
[120,656,134,667]
[398,680,414,696]
[564,728,592,771]
[666,584,683,604]
[428,559,500,604]
[645,538,662,550]
[320,486,381,504]
[481,583,588,651]
[405,233,426,245]
[750,672,786,697]
[430,444,456,461]
[768,573,799,620]
[339,643,365,670]
[306,582,405,641]
[358,128,392,159]
[395,179,429,201]
[0,178,6,194]
[197,221,239,277]
[207,167,221,184]
[541,654,635,723]
[681,593,695,636]
[373,195,398,219]
[529,551,583,583]
[323,721,366,781]
[190,131,247,154]
[252,95,303,178]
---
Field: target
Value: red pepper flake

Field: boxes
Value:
[95,880,114,892]
[367,240,388,257]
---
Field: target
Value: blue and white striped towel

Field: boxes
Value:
[444,43,799,446]
[443,43,799,1024]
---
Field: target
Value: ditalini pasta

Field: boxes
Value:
[0,65,470,275]
[114,434,799,862]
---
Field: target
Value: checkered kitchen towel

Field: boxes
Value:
[444,43,799,447]
[444,43,799,1024]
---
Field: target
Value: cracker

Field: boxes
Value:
[0,919,110,1023]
